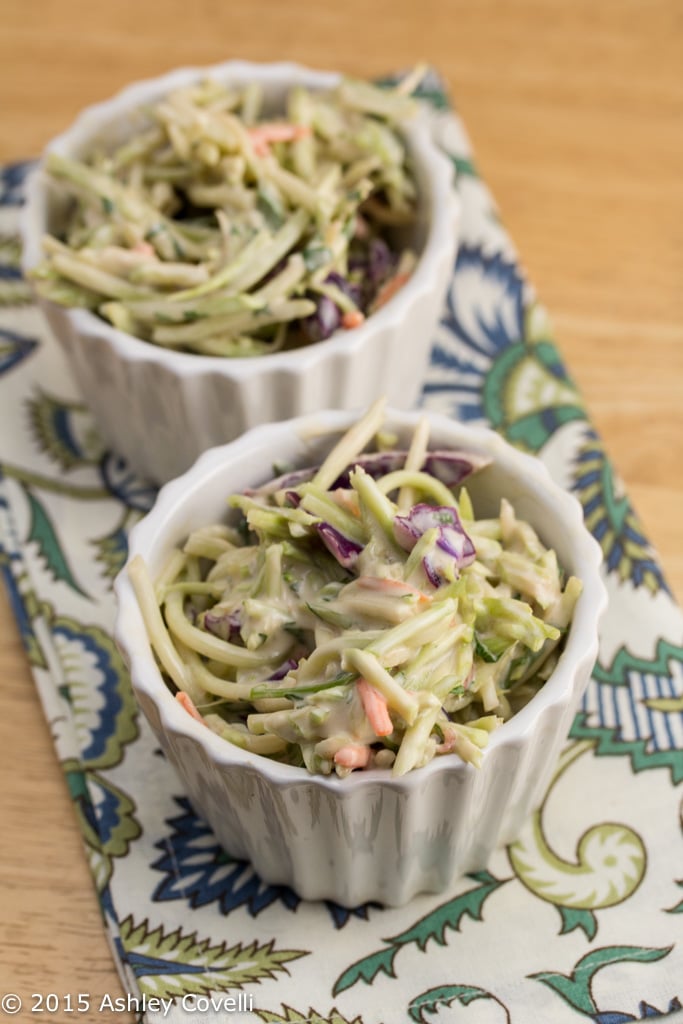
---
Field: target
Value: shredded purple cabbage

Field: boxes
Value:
[325,270,363,307]
[316,522,363,568]
[330,449,491,490]
[422,555,443,589]
[393,504,476,585]
[244,467,316,496]
[300,294,341,343]
[268,658,299,681]
[348,235,397,307]
[247,449,491,498]
[368,237,396,285]
[202,609,241,642]
[300,271,365,343]
[422,451,491,488]
[284,490,301,507]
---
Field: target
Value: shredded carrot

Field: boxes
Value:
[176,691,204,723]
[357,678,394,737]
[342,309,365,330]
[331,488,361,516]
[132,240,156,257]
[334,743,372,769]
[356,576,430,603]
[373,271,411,311]
[248,122,312,156]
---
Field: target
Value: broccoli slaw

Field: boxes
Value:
[31,69,425,356]
[128,400,582,777]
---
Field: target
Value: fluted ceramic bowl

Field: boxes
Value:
[21,60,458,484]
[113,407,607,907]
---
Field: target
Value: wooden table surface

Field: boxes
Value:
[1,2,681,1020]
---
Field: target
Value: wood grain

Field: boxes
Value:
[0,2,681,1018]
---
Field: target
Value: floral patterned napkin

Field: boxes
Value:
[1,75,682,1024]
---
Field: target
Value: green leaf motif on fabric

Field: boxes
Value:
[572,711,683,786]
[92,512,133,581]
[394,871,506,950]
[333,871,508,995]
[414,87,451,111]
[409,983,509,1023]
[593,640,683,689]
[119,917,306,1000]
[64,759,141,892]
[25,489,88,597]
[2,461,110,500]
[0,329,38,375]
[572,431,667,594]
[508,819,646,911]
[450,154,479,179]
[483,338,586,453]
[52,614,139,770]
[0,556,49,669]
[574,639,683,783]
[666,881,683,914]
[557,907,598,941]
[18,624,46,668]
[253,1006,363,1024]
[92,774,141,858]
[508,742,646,927]
[530,944,673,1017]
[28,390,105,469]
[20,589,52,668]
[334,946,398,994]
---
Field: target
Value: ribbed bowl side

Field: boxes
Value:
[38,233,455,484]
[114,407,607,907]
[149,700,580,908]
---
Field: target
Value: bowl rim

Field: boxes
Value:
[114,407,608,795]
[20,58,459,380]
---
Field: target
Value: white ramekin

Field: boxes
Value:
[21,61,459,484]
[113,408,607,907]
